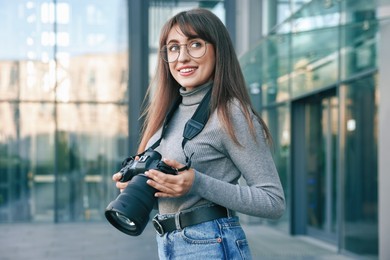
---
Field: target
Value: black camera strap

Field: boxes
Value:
[146,87,212,170]
[181,87,212,148]
[148,97,182,151]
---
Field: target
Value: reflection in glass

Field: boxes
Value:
[55,103,128,221]
[238,0,380,257]
[342,76,378,255]
[262,104,290,232]
[240,33,290,107]
[0,102,55,222]
[340,20,377,81]
[291,26,339,97]
[0,0,128,223]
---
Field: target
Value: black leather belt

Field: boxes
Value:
[152,204,229,236]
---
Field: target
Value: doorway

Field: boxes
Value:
[292,88,339,243]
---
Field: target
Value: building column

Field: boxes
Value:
[378,17,390,260]
[127,0,149,154]
[235,0,263,56]
[224,0,236,48]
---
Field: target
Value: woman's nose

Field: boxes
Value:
[177,46,191,62]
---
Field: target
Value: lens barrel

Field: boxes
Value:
[105,174,157,236]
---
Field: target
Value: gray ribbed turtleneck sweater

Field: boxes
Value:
[147,82,285,219]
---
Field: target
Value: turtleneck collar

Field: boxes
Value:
[179,81,213,106]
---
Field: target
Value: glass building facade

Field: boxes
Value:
[0,0,388,258]
[0,0,130,222]
[240,0,388,257]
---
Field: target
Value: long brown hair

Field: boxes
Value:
[138,8,271,152]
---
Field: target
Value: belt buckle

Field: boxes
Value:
[152,215,164,236]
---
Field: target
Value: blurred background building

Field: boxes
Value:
[0,0,389,259]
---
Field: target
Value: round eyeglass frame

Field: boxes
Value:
[160,40,209,63]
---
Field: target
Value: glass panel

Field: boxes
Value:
[56,103,128,221]
[342,75,378,255]
[291,26,339,97]
[290,0,341,32]
[262,104,290,232]
[240,33,290,108]
[56,1,128,103]
[27,103,56,222]
[291,0,314,14]
[340,2,377,81]
[0,0,128,223]
[272,0,342,34]
[0,1,55,101]
[240,44,263,109]
[342,0,377,25]
[0,102,55,222]
[0,0,127,102]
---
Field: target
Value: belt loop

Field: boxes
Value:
[226,208,231,218]
[175,212,182,230]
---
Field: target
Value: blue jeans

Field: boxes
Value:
[156,216,252,260]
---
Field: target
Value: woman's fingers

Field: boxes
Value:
[145,166,194,197]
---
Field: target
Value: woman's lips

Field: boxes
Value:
[178,67,196,76]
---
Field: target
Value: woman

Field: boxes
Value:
[113,8,285,259]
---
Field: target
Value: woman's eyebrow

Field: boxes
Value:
[166,36,201,45]
[187,36,200,40]
[166,39,180,44]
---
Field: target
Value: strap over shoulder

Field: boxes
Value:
[181,87,212,149]
[143,86,212,169]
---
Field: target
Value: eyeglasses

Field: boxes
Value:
[160,39,209,63]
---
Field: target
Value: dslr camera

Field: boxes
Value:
[105,148,176,236]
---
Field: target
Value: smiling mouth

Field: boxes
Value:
[179,68,195,73]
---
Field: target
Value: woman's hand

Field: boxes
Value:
[112,172,128,192]
[144,158,195,198]
[112,155,140,192]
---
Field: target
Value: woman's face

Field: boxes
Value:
[165,25,215,90]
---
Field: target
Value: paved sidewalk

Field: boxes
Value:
[0,221,363,260]
[243,224,354,260]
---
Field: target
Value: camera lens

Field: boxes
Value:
[115,212,137,229]
[105,174,157,236]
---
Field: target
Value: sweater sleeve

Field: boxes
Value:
[190,102,285,219]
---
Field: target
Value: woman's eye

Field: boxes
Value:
[169,45,180,52]
[190,41,202,49]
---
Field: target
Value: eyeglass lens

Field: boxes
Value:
[161,39,207,62]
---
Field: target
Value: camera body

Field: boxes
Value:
[119,148,177,182]
[105,148,177,236]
